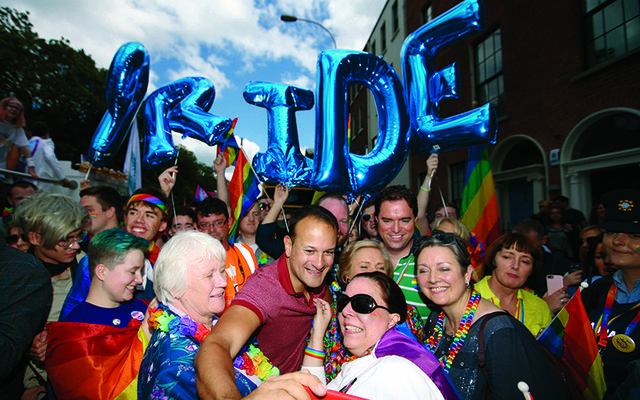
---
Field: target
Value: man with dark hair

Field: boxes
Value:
[374,185,429,322]
[196,197,258,308]
[553,195,587,230]
[6,181,37,208]
[195,205,338,398]
[79,186,124,236]
[27,121,73,191]
[168,205,197,236]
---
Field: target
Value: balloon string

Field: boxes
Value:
[347,199,365,241]
[435,174,449,219]
[84,154,94,181]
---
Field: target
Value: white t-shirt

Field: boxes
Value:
[305,353,445,400]
[0,121,28,169]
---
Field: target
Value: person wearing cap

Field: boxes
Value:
[582,189,640,397]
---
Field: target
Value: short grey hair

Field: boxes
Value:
[153,230,227,305]
[14,192,88,249]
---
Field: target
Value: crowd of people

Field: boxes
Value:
[1,96,639,400]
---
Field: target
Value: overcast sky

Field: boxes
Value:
[6,0,386,165]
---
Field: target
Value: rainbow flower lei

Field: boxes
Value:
[148,305,210,343]
[233,344,280,381]
[149,305,280,382]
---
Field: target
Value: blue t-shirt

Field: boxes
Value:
[62,298,147,327]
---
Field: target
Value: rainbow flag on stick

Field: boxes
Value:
[217,117,240,167]
[537,289,607,400]
[461,145,501,246]
[228,146,260,243]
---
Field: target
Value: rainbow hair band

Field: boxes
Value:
[127,194,167,213]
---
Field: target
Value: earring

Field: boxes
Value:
[466,281,471,288]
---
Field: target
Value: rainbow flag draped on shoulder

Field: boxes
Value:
[45,320,149,399]
[461,144,501,246]
[537,289,607,400]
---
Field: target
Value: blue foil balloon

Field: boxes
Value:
[312,50,409,198]
[142,76,232,169]
[88,42,149,167]
[244,82,314,187]
[402,0,497,155]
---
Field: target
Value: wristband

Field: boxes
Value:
[26,157,35,168]
[304,347,326,359]
[420,186,430,193]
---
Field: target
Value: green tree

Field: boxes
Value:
[142,146,218,206]
[0,7,107,163]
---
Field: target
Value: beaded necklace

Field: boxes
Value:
[426,290,481,371]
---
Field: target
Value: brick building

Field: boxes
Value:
[351,0,640,231]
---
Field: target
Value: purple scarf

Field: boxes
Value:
[374,327,462,400]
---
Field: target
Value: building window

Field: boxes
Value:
[449,161,467,206]
[392,1,399,33]
[358,106,364,133]
[381,22,387,52]
[371,41,376,55]
[475,28,504,117]
[421,3,433,25]
[584,0,640,66]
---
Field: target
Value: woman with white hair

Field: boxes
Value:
[138,231,262,399]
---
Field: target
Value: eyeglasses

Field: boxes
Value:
[337,293,391,314]
[199,219,227,230]
[57,231,88,249]
[361,213,374,222]
[6,233,29,245]
[258,203,271,211]
[5,104,22,111]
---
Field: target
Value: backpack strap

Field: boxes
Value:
[477,312,507,370]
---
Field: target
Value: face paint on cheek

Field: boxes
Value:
[152,227,156,237]
[367,313,378,322]
[635,244,640,252]
[90,214,98,219]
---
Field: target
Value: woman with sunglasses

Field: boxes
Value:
[314,241,427,382]
[303,272,459,400]
[0,97,38,179]
[475,233,553,336]
[6,224,30,252]
[415,232,564,400]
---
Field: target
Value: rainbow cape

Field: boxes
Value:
[537,289,607,400]
[45,320,149,400]
[461,144,501,246]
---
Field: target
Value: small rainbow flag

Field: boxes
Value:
[194,185,215,202]
[228,148,260,243]
[461,144,501,247]
[537,289,607,400]
[217,117,240,167]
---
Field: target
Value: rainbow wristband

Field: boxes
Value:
[420,186,430,192]
[304,347,326,360]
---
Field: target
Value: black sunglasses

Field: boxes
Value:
[337,293,391,314]
[258,203,271,211]
[6,233,29,245]
[361,213,374,222]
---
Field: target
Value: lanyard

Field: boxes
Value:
[394,256,413,284]
[489,297,524,324]
[596,284,640,347]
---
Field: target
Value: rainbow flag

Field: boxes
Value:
[45,320,149,400]
[228,148,260,243]
[217,117,240,167]
[460,145,501,246]
[194,185,215,202]
[537,289,607,400]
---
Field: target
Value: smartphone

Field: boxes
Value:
[546,274,564,295]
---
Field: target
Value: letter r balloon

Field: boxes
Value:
[402,0,497,155]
